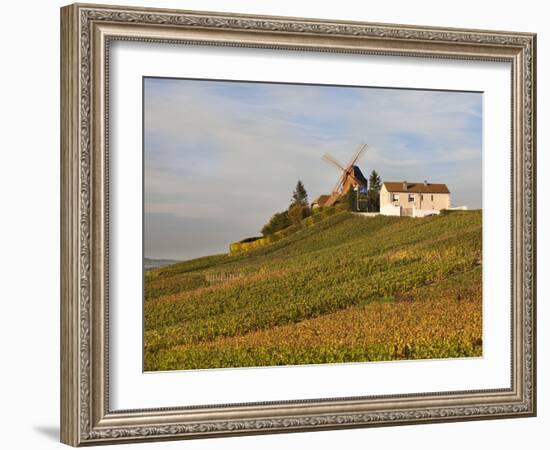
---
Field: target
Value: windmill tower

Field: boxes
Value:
[321,143,370,207]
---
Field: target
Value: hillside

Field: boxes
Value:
[144,210,482,371]
[144,258,179,271]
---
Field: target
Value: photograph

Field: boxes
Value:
[57,2,536,446]
[143,77,483,372]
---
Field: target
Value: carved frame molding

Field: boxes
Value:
[61,3,536,446]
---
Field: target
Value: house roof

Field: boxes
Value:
[312,194,331,206]
[383,181,450,194]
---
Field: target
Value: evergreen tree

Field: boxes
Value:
[291,180,309,206]
[287,180,311,225]
[367,170,382,212]
[368,170,381,191]
[261,181,312,234]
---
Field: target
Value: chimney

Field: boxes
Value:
[424,180,428,186]
[402,181,407,190]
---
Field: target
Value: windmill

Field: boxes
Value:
[319,143,370,207]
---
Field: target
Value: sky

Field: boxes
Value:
[144,77,482,261]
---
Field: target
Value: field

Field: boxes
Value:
[144,210,482,371]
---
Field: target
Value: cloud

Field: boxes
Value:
[144,78,482,260]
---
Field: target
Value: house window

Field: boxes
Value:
[420,194,424,201]
[431,195,434,201]
[392,193,399,202]
[408,194,414,202]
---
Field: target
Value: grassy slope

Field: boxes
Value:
[144,211,482,371]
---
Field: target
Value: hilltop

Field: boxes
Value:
[144,210,482,371]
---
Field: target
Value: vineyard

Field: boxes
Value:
[144,210,482,371]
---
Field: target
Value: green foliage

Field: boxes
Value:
[145,273,208,301]
[261,210,290,236]
[288,202,311,225]
[367,169,382,212]
[147,284,482,369]
[369,169,382,191]
[321,205,338,218]
[144,211,482,371]
[439,208,461,216]
[261,181,312,235]
[343,189,357,212]
[366,190,379,212]
[146,253,232,279]
[291,180,308,206]
[232,206,348,255]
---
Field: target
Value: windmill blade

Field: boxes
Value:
[347,143,367,167]
[323,152,346,193]
[347,143,369,167]
[331,173,345,194]
[322,153,346,171]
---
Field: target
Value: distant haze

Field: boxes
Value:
[144,78,482,261]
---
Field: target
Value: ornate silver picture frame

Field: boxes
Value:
[60,3,536,446]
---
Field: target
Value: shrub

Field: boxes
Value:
[261,210,290,236]
[321,206,336,218]
[288,202,311,225]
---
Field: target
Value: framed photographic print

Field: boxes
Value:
[60,3,537,446]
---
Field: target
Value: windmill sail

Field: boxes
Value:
[319,144,369,207]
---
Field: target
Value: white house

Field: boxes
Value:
[380,181,451,217]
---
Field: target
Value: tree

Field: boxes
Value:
[261,181,311,235]
[369,170,382,192]
[261,210,290,236]
[344,189,358,212]
[291,180,309,206]
[367,170,382,212]
[288,202,310,225]
[288,180,311,225]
